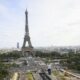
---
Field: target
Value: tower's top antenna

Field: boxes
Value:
[25,8,28,14]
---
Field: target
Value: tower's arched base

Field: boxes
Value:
[22,47,34,57]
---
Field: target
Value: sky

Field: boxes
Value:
[0,0,80,48]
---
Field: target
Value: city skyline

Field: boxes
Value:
[0,0,80,48]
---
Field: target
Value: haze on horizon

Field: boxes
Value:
[0,0,80,48]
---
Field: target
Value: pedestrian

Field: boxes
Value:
[47,63,52,75]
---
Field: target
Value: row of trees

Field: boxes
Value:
[0,50,22,61]
[0,62,9,80]
[35,51,61,59]
[0,69,9,80]
[60,53,80,71]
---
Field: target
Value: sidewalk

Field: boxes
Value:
[33,72,42,80]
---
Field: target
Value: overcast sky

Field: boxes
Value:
[0,0,80,48]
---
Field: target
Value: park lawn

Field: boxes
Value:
[26,72,34,80]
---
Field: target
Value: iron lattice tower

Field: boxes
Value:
[22,9,33,55]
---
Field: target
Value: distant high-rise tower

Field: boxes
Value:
[17,42,19,49]
[22,9,33,56]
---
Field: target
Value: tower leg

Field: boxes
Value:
[22,37,26,48]
[28,40,32,48]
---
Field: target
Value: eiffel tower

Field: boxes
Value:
[22,9,33,56]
